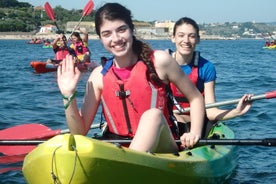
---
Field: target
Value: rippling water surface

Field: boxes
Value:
[0,39,275,183]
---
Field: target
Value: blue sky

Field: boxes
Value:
[20,0,276,23]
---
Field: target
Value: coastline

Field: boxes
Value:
[0,32,254,40]
[0,32,171,40]
[0,32,100,40]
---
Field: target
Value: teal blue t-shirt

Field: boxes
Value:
[180,56,216,92]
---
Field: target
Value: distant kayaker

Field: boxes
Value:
[265,41,270,47]
[169,17,254,136]
[43,39,51,46]
[46,34,71,65]
[57,3,205,153]
[27,38,41,44]
[70,27,91,63]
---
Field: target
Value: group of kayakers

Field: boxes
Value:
[264,40,275,47]
[54,2,254,154]
[46,26,91,66]
[27,38,53,45]
[27,38,43,44]
[262,32,276,48]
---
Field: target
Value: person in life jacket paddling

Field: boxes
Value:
[70,27,91,63]
[57,3,205,153]
[46,34,77,65]
[169,17,253,137]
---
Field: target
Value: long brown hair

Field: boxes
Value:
[71,32,82,41]
[95,3,159,82]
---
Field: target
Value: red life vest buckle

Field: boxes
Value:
[115,90,130,98]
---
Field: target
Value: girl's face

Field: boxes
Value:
[70,35,79,43]
[99,19,133,57]
[60,40,67,47]
[172,23,199,56]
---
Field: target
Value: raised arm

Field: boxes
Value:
[79,27,89,43]
[51,34,63,49]
[153,50,205,148]
[57,55,101,135]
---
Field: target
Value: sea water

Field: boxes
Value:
[0,39,275,183]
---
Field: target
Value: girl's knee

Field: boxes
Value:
[143,108,163,117]
[140,108,166,128]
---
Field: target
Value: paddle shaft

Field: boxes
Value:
[69,0,94,39]
[268,32,275,40]
[1,138,275,146]
[174,90,276,114]
[60,123,101,134]
[69,16,85,38]
[45,0,93,35]
[261,33,270,41]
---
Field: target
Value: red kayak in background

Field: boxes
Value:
[30,61,99,73]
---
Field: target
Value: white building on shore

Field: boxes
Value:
[37,24,58,34]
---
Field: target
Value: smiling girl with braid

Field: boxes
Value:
[57,3,205,153]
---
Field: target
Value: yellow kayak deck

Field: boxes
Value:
[22,123,237,184]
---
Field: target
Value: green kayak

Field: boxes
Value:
[22,122,238,184]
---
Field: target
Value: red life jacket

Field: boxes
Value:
[55,47,69,60]
[170,52,204,111]
[70,41,90,60]
[101,60,174,137]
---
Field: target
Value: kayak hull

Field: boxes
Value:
[22,123,237,184]
[263,45,276,49]
[42,45,53,49]
[30,61,57,73]
[30,61,99,73]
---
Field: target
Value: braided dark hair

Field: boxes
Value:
[132,36,160,82]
